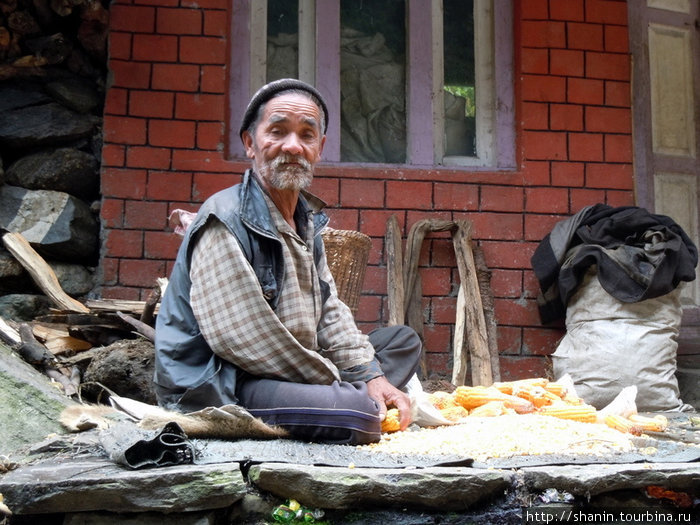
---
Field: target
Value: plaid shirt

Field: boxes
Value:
[189,192,377,385]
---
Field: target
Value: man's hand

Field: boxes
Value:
[366,375,412,430]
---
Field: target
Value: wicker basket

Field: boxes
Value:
[321,228,372,315]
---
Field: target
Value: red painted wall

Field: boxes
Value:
[101,0,634,382]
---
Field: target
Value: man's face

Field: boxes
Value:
[242,93,326,192]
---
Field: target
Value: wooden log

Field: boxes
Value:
[451,221,493,387]
[385,215,405,326]
[0,317,21,347]
[139,281,162,326]
[2,231,89,313]
[116,311,155,342]
[85,298,150,315]
[31,323,92,355]
[452,285,468,386]
[18,323,55,366]
[474,246,501,382]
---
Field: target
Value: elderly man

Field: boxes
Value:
[154,79,422,444]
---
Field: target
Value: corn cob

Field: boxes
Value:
[628,414,668,432]
[512,385,559,408]
[454,386,507,410]
[469,400,508,417]
[492,377,549,395]
[440,405,469,422]
[427,391,458,410]
[381,408,401,433]
[539,402,598,423]
[543,381,566,397]
[604,414,643,435]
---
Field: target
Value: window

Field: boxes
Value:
[227,0,514,169]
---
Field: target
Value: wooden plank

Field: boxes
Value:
[385,215,405,326]
[2,232,89,313]
[452,221,493,387]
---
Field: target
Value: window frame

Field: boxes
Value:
[226,0,515,169]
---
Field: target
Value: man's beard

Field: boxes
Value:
[259,153,313,191]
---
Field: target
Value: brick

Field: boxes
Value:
[431,296,458,324]
[175,93,225,120]
[109,32,132,60]
[135,0,179,6]
[522,131,567,160]
[604,80,630,107]
[180,36,226,64]
[340,178,385,208]
[144,231,182,259]
[103,116,147,145]
[204,9,227,36]
[119,259,167,287]
[605,190,634,208]
[430,238,457,267]
[102,286,141,301]
[105,229,143,258]
[585,0,628,25]
[550,49,584,77]
[586,163,633,189]
[525,214,563,241]
[147,171,194,201]
[433,182,478,210]
[525,187,569,213]
[523,327,563,355]
[489,269,523,298]
[362,266,386,295]
[585,106,631,133]
[129,90,174,118]
[156,7,202,35]
[498,326,522,356]
[568,132,604,161]
[551,161,584,186]
[133,34,178,62]
[521,21,566,48]
[102,168,147,199]
[423,324,452,354]
[386,181,433,210]
[521,161,551,186]
[101,144,126,167]
[182,0,227,8]
[550,103,583,131]
[604,134,632,163]
[480,185,524,212]
[101,257,119,286]
[550,0,584,21]
[585,51,630,81]
[110,5,155,32]
[101,198,124,228]
[479,241,536,270]
[424,352,451,377]
[152,63,200,92]
[521,0,549,19]
[104,87,128,115]
[604,24,629,53]
[359,210,404,238]
[494,297,542,326]
[201,65,226,93]
[192,172,241,201]
[124,200,169,229]
[109,60,151,89]
[172,149,236,172]
[567,22,603,51]
[499,356,549,381]
[355,296,382,324]
[197,121,224,150]
[149,119,196,148]
[521,102,549,130]
[126,146,171,169]
[567,77,604,104]
[521,48,549,74]
[310,177,339,205]
[467,213,523,241]
[521,75,566,103]
[326,208,361,231]
[570,188,606,210]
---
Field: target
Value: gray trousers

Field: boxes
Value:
[235,325,422,445]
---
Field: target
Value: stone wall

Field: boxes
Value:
[0,0,108,320]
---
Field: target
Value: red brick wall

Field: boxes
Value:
[101,0,633,382]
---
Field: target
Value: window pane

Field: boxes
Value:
[443,0,476,157]
[340,0,406,163]
[267,0,299,81]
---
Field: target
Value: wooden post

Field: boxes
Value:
[385,215,405,326]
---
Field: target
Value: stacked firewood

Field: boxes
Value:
[0,0,108,80]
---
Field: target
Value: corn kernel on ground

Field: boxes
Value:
[359,414,636,462]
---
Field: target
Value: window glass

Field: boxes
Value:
[267,0,299,81]
[339,0,406,163]
[443,0,476,157]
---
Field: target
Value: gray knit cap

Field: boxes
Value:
[239,78,329,139]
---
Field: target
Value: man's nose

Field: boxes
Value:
[281,133,303,154]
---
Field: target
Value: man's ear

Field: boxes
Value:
[317,134,326,161]
[241,130,255,159]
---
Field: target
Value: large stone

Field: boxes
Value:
[50,261,97,296]
[0,81,52,113]
[0,457,248,515]
[0,293,52,321]
[0,341,76,457]
[5,147,100,200]
[45,76,101,114]
[248,463,514,511]
[0,102,99,150]
[0,185,98,262]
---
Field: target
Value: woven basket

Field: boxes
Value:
[321,228,372,315]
